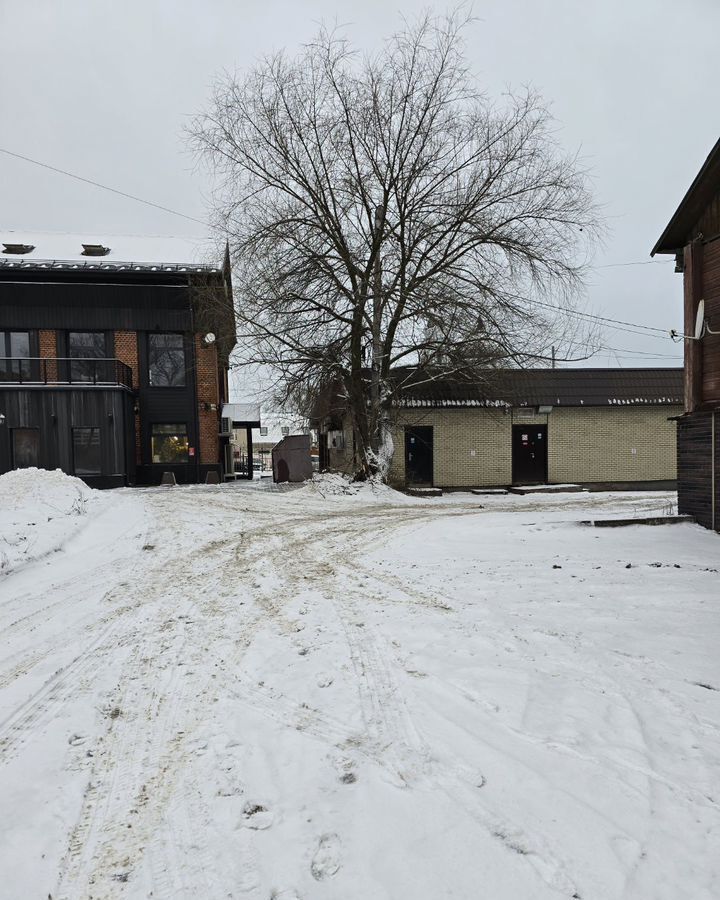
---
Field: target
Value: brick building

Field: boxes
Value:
[0,232,236,486]
[317,368,683,490]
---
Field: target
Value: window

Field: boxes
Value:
[0,331,32,380]
[151,424,189,463]
[68,332,106,382]
[12,428,39,468]
[73,427,101,475]
[148,333,185,386]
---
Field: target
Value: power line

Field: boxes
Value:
[530,297,674,339]
[595,259,672,269]
[597,345,682,360]
[0,147,208,228]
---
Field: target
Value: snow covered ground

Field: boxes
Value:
[0,472,718,899]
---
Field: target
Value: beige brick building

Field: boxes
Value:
[319,368,683,489]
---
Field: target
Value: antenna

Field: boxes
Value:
[695,300,705,340]
[670,299,714,341]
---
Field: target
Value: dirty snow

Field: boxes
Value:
[0,468,106,574]
[0,478,718,899]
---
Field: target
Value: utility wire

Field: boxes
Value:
[596,259,672,268]
[0,147,208,228]
[529,297,675,339]
[0,147,685,270]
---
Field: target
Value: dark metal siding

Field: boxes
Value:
[0,282,192,331]
[0,386,135,483]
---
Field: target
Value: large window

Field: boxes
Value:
[0,331,31,380]
[73,427,101,475]
[148,333,185,386]
[151,424,189,463]
[69,332,106,382]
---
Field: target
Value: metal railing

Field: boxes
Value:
[0,357,133,389]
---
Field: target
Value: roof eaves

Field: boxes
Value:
[652,137,720,256]
[0,257,222,274]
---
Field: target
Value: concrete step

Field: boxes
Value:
[406,487,443,498]
[581,515,693,528]
[509,484,586,495]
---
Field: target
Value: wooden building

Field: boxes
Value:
[0,233,236,486]
[652,138,720,530]
[316,368,682,490]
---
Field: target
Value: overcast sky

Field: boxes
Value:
[2,0,718,392]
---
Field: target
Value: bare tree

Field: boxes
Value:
[190,10,599,478]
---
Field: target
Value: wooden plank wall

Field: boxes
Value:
[677,411,718,530]
[702,238,720,403]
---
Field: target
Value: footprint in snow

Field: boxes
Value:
[316,673,333,688]
[271,891,302,899]
[311,833,341,880]
[241,801,274,830]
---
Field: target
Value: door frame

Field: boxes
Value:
[511,423,548,484]
[404,425,434,485]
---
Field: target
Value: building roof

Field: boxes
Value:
[392,367,683,408]
[0,230,225,272]
[652,137,720,255]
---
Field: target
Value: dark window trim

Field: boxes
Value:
[147,332,187,388]
[150,421,190,464]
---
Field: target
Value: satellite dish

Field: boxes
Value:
[203,332,216,345]
[694,300,705,340]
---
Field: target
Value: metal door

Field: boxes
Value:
[12,428,40,468]
[405,426,433,485]
[512,424,548,484]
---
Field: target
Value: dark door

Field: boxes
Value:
[405,426,433,485]
[512,425,547,484]
[12,428,40,468]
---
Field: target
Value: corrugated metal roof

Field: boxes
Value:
[391,368,684,408]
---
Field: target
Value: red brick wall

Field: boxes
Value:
[114,331,141,464]
[38,329,58,381]
[195,335,220,464]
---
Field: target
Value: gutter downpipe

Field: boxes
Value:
[712,411,716,531]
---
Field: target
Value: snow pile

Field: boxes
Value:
[0,468,99,574]
[302,472,412,503]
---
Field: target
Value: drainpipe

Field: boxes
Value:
[712,411,716,531]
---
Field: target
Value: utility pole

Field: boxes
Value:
[551,346,556,369]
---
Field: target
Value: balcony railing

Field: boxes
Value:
[0,357,133,389]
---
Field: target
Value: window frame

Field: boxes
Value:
[147,332,187,388]
[150,423,190,464]
[0,330,33,381]
[68,331,107,383]
[72,426,102,476]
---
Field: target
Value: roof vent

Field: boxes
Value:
[81,243,110,257]
[2,243,35,255]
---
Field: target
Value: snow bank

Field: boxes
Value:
[300,472,415,503]
[0,468,100,574]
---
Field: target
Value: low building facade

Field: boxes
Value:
[0,232,236,486]
[318,368,682,490]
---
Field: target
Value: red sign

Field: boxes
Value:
[188,447,195,457]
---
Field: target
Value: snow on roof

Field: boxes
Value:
[0,230,224,269]
[223,403,261,426]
